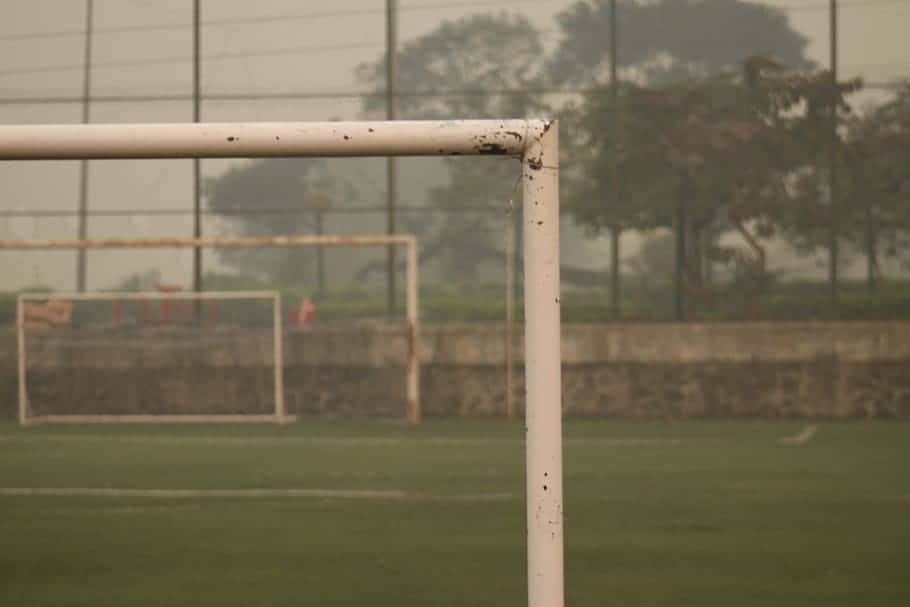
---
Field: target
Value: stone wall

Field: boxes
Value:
[2,322,909,419]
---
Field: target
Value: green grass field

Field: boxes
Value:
[1,419,908,606]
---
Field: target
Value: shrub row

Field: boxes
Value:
[2,280,909,326]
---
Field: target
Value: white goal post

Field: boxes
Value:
[17,289,288,425]
[6,234,420,426]
[0,119,563,607]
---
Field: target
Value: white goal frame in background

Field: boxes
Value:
[6,234,420,426]
[0,119,563,607]
[18,289,288,425]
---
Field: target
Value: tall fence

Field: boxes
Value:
[3,321,909,420]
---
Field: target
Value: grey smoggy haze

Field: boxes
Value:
[1,0,908,290]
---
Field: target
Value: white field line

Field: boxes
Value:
[0,435,690,448]
[780,424,819,446]
[0,487,515,502]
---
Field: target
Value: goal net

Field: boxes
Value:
[17,290,286,424]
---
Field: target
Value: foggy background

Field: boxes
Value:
[1,0,908,320]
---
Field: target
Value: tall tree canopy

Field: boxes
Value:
[567,73,805,313]
[553,0,816,316]
[358,14,546,279]
[851,84,910,268]
[358,13,544,119]
[835,83,910,282]
[550,0,814,85]
[204,157,404,285]
[206,159,335,284]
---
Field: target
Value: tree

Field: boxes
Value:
[205,157,387,286]
[549,0,813,86]
[358,13,544,120]
[205,153,450,288]
[550,0,814,318]
[206,159,320,284]
[357,13,546,280]
[844,83,910,290]
[567,69,813,318]
[629,230,674,273]
[752,65,863,307]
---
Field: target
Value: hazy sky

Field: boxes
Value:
[1,0,908,290]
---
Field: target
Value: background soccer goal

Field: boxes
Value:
[9,234,420,426]
[17,290,286,425]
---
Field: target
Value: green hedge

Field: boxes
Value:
[3,280,910,326]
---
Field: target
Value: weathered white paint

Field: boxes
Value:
[0,234,415,249]
[0,120,536,160]
[522,121,563,607]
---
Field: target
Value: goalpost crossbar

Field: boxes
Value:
[0,118,562,607]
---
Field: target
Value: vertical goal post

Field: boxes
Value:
[5,234,420,426]
[0,119,563,607]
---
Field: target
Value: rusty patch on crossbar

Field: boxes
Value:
[0,235,414,249]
